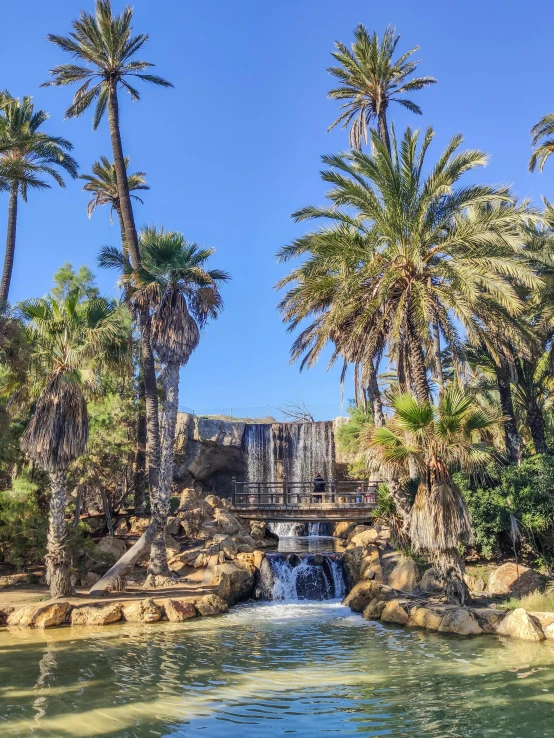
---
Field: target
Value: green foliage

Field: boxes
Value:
[0,472,48,567]
[336,404,373,479]
[454,472,509,559]
[51,262,99,301]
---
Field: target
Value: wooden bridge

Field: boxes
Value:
[230,479,380,522]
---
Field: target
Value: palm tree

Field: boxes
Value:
[0,93,78,306]
[278,128,540,406]
[361,389,501,604]
[327,24,436,152]
[81,155,148,249]
[43,0,172,503]
[18,290,126,597]
[529,113,554,173]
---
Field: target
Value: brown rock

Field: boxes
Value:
[342,580,384,613]
[33,602,72,629]
[250,521,267,540]
[530,612,554,631]
[236,551,265,569]
[362,599,387,620]
[81,571,101,588]
[387,558,420,592]
[179,487,201,509]
[194,594,228,616]
[114,518,129,535]
[96,536,127,560]
[213,561,255,605]
[333,521,356,539]
[165,534,181,558]
[128,516,151,536]
[544,622,554,640]
[123,598,163,623]
[487,563,542,597]
[407,606,445,631]
[464,573,486,593]
[496,608,545,641]
[472,608,506,634]
[162,599,197,622]
[419,567,446,594]
[214,509,242,535]
[7,605,36,627]
[70,604,122,626]
[166,517,182,536]
[438,609,483,636]
[380,600,409,625]
[205,494,224,509]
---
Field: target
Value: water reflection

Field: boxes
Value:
[0,601,553,737]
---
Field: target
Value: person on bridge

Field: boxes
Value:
[313,473,325,503]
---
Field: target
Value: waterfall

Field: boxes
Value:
[267,521,332,538]
[243,424,275,484]
[242,420,335,484]
[256,553,346,601]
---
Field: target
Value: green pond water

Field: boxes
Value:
[1,600,554,737]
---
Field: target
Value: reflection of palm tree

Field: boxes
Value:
[32,644,57,727]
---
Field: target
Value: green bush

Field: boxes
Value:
[0,472,48,568]
[336,403,373,479]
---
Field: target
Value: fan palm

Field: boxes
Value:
[17,290,127,597]
[360,389,502,604]
[0,93,78,306]
[81,155,148,249]
[277,127,540,407]
[43,0,172,506]
[327,24,436,152]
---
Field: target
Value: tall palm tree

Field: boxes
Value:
[327,24,436,152]
[18,290,126,597]
[0,93,78,306]
[360,389,501,604]
[43,0,172,504]
[278,128,540,405]
[98,227,229,586]
[529,113,554,173]
[81,155,148,249]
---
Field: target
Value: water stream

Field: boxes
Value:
[1,602,554,737]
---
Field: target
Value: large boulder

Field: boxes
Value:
[166,517,182,536]
[71,604,122,626]
[123,598,163,623]
[362,599,387,620]
[496,608,545,641]
[161,599,197,622]
[213,561,255,605]
[380,600,409,625]
[333,521,356,539]
[342,580,386,613]
[387,558,420,592]
[487,563,542,597]
[8,602,71,629]
[214,509,243,536]
[96,536,127,560]
[205,494,224,509]
[128,516,150,536]
[438,608,483,636]
[544,622,554,640]
[419,567,446,594]
[407,606,444,631]
[193,593,228,616]
[350,528,379,548]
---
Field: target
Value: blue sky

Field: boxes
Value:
[2,0,554,419]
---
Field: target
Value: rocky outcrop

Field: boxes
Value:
[122,598,163,623]
[496,608,545,641]
[7,602,71,628]
[487,563,543,597]
[406,606,444,631]
[192,593,228,616]
[388,558,420,592]
[438,608,483,636]
[71,603,123,626]
[213,561,255,605]
[380,599,409,625]
[160,599,197,622]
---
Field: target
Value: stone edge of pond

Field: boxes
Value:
[343,580,554,642]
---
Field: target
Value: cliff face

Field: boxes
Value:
[174,413,247,495]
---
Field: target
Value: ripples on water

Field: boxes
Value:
[1,600,554,737]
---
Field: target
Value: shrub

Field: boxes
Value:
[0,472,48,568]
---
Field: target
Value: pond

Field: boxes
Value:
[1,600,554,737]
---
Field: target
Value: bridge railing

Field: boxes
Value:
[231,478,380,508]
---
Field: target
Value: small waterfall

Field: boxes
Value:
[243,424,275,484]
[256,553,346,601]
[267,521,332,538]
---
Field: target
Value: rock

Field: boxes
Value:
[378,527,391,541]
[166,517,182,536]
[350,528,380,548]
[205,494,224,509]
[7,605,36,627]
[213,561,255,605]
[380,600,409,625]
[161,599,197,622]
[128,516,151,536]
[70,604,122,626]
[34,602,72,629]
[250,521,267,540]
[237,544,254,554]
[193,593,228,616]
[193,553,210,568]
[238,534,257,547]
[122,598,163,623]
[178,487,201,509]
[96,536,127,560]
[407,606,444,631]
[81,571,101,588]
[214,509,242,536]
[114,518,129,535]
[496,608,545,641]
[84,516,107,535]
[237,551,265,569]
[464,573,486,593]
[342,580,384,613]
[0,607,14,625]
[333,521,356,539]
[347,525,371,542]
[359,546,384,583]
[419,567,446,593]
[530,612,554,631]
[362,599,387,620]
[438,609,483,636]
[487,563,542,597]
[178,508,204,537]
[165,535,181,558]
[544,623,554,640]
[472,608,506,634]
[387,558,420,592]
[221,538,238,558]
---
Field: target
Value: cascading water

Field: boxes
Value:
[256,553,346,601]
[267,522,306,537]
[243,424,275,484]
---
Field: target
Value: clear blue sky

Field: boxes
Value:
[2,0,554,419]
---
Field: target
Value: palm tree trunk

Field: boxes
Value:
[495,359,522,464]
[377,107,391,154]
[527,398,547,454]
[367,359,385,426]
[438,549,471,606]
[0,185,18,306]
[146,361,180,587]
[133,375,147,513]
[46,470,74,598]
[407,321,430,403]
[386,477,412,525]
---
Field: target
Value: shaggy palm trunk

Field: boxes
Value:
[527,398,547,454]
[0,185,18,306]
[377,107,391,154]
[46,470,74,598]
[386,477,412,527]
[495,360,522,464]
[367,359,385,426]
[133,376,147,513]
[407,325,430,403]
[437,549,471,606]
[145,361,180,587]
